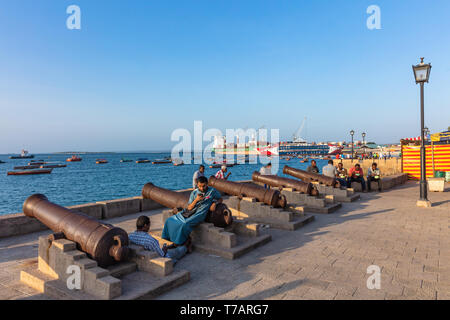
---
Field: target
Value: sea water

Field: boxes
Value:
[0,152,329,215]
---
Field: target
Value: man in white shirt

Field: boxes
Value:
[192,165,205,189]
[322,160,337,178]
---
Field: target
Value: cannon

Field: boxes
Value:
[208,176,287,208]
[23,194,129,268]
[252,171,319,196]
[142,182,232,227]
[283,165,340,188]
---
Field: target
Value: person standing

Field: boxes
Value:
[215,165,231,180]
[307,160,320,174]
[322,160,337,178]
[259,162,273,189]
[192,165,205,189]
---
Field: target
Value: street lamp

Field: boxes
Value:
[362,132,366,158]
[350,130,355,161]
[412,57,432,208]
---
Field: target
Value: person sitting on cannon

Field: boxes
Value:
[348,163,366,192]
[161,176,225,247]
[367,162,382,192]
[129,215,190,263]
[335,162,349,188]
[306,160,320,174]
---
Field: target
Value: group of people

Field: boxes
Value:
[130,172,225,264]
[128,160,382,263]
[319,160,382,192]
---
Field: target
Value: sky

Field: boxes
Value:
[0,0,449,153]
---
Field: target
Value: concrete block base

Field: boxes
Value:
[416,200,432,208]
[20,235,190,300]
[281,189,342,214]
[223,197,315,231]
[160,212,271,259]
[313,183,361,202]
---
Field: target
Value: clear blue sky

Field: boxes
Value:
[0,0,449,153]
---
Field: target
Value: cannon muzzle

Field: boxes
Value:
[23,194,129,267]
[208,176,287,208]
[252,171,318,196]
[283,165,340,188]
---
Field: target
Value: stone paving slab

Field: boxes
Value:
[0,181,449,300]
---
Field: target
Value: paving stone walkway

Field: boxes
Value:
[0,181,448,300]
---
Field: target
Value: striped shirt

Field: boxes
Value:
[128,231,165,257]
[215,169,225,179]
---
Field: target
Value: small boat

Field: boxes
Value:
[0,160,5,164]
[120,158,133,163]
[9,149,34,159]
[152,160,172,164]
[7,169,52,176]
[300,158,309,163]
[209,164,235,169]
[136,158,151,163]
[40,164,67,169]
[66,155,82,162]
[96,159,108,164]
[173,159,184,166]
[14,165,41,170]
[28,161,46,166]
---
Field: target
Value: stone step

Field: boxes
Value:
[107,262,138,278]
[115,270,190,300]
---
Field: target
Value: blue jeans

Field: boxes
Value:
[166,245,187,264]
[349,177,366,191]
[336,178,348,188]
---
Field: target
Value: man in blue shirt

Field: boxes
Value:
[129,216,189,264]
[162,176,223,245]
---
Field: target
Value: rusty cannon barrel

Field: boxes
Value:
[208,176,287,208]
[142,182,190,212]
[283,165,340,188]
[23,194,129,268]
[142,182,232,228]
[252,171,319,196]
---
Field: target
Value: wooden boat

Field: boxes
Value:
[152,160,172,164]
[300,158,309,163]
[14,165,41,170]
[96,159,108,164]
[28,161,46,166]
[7,169,52,176]
[66,155,82,162]
[41,164,67,168]
[9,150,34,159]
[120,159,133,163]
[209,164,235,169]
[136,158,151,163]
[173,159,184,166]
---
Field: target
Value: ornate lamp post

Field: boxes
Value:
[412,57,432,207]
[362,132,366,158]
[350,130,355,162]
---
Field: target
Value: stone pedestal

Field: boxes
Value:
[416,200,432,208]
[20,235,190,300]
[280,189,341,214]
[223,196,314,231]
[160,211,271,260]
[312,182,360,202]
